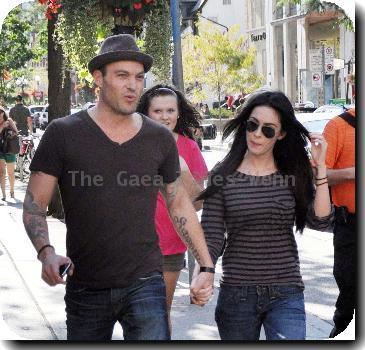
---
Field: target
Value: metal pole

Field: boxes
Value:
[321,45,325,105]
[345,59,351,104]
[170,0,184,92]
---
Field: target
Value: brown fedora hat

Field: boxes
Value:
[88,34,153,74]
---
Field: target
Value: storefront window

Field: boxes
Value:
[288,3,297,16]
[274,0,283,19]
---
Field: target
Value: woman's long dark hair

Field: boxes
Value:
[198,90,314,233]
[0,107,8,122]
[137,84,201,140]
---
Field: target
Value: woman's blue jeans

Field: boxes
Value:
[65,272,170,340]
[215,284,306,340]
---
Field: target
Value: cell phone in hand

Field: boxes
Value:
[59,262,71,277]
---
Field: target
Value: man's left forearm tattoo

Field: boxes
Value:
[173,216,202,265]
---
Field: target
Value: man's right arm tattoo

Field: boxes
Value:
[173,215,202,265]
[23,189,49,248]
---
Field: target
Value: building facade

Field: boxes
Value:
[201,0,355,106]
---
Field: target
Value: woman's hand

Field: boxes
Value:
[309,133,327,168]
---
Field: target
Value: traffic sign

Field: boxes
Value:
[309,49,323,72]
[325,46,335,75]
[325,63,334,75]
[312,72,322,88]
[333,58,345,70]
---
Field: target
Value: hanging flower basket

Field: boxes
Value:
[104,0,157,26]
[38,0,157,23]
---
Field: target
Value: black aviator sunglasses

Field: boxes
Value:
[245,120,276,139]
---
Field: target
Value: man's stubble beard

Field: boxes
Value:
[100,87,139,117]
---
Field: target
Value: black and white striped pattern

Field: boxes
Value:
[201,171,333,287]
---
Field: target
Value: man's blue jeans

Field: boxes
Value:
[65,272,170,340]
[215,284,306,340]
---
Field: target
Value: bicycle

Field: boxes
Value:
[15,134,37,182]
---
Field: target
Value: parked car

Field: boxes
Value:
[82,102,96,110]
[28,105,45,129]
[312,104,345,118]
[39,105,48,130]
[294,101,316,113]
[200,121,217,140]
[297,104,355,131]
[70,108,82,115]
[301,115,332,134]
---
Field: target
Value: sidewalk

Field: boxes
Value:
[202,132,231,152]
[0,177,352,341]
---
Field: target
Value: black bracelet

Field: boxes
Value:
[316,176,327,181]
[200,266,215,274]
[37,244,54,259]
[316,181,328,187]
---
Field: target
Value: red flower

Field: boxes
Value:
[37,0,48,4]
[45,8,53,19]
[50,3,61,13]
[133,2,143,10]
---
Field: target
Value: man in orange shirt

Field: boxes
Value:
[323,108,355,338]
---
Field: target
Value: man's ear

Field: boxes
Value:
[277,130,286,140]
[93,70,103,88]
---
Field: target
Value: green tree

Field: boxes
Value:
[277,0,354,31]
[182,20,262,116]
[36,0,171,218]
[0,7,35,101]
[24,2,49,61]
[45,0,171,85]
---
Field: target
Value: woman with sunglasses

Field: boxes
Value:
[137,84,208,334]
[0,106,18,201]
[196,90,333,340]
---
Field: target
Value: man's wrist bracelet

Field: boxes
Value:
[316,176,327,181]
[37,244,54,260]
[199,266,215,274]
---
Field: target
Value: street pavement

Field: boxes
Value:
[0,133,356,341]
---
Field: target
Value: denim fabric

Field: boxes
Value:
[215,284,306,340]
[65,272,170,341]
[333,213,356,332]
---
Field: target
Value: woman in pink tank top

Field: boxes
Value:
[137,85,208,334]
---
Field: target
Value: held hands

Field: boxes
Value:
[190,271,214,307]
[40,251,74,286]
[309,133,327,168]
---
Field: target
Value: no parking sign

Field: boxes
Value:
[312,72,322,88]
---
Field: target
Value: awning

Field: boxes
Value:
[192,0,208,13]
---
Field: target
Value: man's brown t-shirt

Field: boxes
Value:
[9,103,31,134]
[30,111,181,289]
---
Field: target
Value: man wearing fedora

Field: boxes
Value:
[23,34,214,340]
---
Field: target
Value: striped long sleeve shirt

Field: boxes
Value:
[201,171,334,287]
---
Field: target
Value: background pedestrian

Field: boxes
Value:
[9,95,32,136]
[323,107,355,338]
[0,106,18,201]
